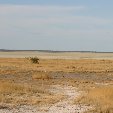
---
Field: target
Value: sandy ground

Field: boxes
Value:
[0,85,92,113]
[1,51,113,59]
[46,85,92,113]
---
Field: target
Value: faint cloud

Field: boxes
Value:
[0,4,113,40]
[0,4,85,14]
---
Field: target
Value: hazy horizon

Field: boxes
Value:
[0,0,113,52]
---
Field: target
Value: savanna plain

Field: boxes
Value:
[0,51,113,113]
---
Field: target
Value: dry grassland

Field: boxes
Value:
[1,58,113,74]
[0,58,113,112]
[0,80,65,107]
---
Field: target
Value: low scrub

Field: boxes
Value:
[27,57,39,64]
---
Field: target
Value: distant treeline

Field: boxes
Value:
[0,49,113,53]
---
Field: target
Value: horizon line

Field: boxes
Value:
[1,49,113,53]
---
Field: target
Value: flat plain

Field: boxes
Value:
[1,51,113,59]
[0,51,113,113]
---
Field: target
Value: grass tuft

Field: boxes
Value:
[75,86,113,113]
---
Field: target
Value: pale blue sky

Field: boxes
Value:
[0,0,113,51]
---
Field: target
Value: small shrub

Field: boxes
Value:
[29,57,39,64]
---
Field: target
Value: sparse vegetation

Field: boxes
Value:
[0,57,113,112]
[0,80,65,106]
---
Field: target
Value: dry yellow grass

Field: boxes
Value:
[32,71,50,80]
[75,86,113,113]
[0,80,64,106]
[1,58,113,74]
[0,58,68,106]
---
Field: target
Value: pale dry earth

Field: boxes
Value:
[1,51,113,59]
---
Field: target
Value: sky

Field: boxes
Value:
[0,0,113,51]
